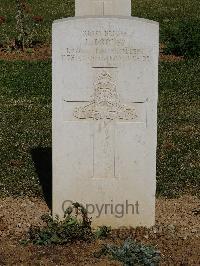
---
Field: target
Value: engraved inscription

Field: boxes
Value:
[62,29,150,66]
[74,71,137,120]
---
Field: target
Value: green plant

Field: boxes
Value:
[15,0,39,50]
[164,19,200,58]
[26,202,93,245]
[95,225,111,239]
[95,238,160,266]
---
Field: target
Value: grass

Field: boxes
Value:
[157,60,200,197]
[132,0,200,42]
[0,0,199,198]
[0,60,51,197]
[0,0,74,45]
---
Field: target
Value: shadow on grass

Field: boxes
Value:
[31,147,52,210]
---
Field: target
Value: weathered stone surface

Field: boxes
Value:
[75,0,131,16]
[52,17,159,228]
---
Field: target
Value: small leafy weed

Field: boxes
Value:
[94,225,111,239]
[94,238,161,266]
[25,202,93,245]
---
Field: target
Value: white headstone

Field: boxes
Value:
[75,0,131,16]
[52,4,159,228]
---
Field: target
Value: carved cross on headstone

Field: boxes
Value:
[75,0,131,17]
[73,0,132,178]
[64,70,144,179]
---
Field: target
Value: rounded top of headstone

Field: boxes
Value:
[53,16,159,27]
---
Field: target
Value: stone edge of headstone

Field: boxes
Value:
[52,16,159,27]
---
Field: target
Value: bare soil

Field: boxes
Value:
[0,46,51,61]
[159,54,184,62]
[0,195,199,265]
